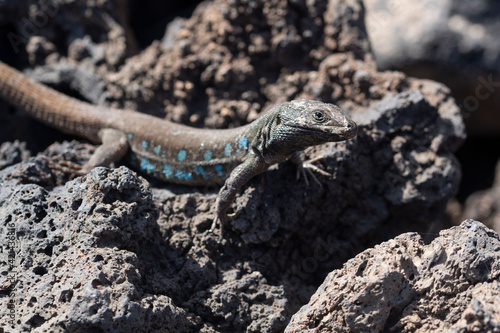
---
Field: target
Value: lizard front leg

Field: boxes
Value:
[211,155,269,237]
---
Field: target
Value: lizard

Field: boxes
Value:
[0,60,357,235]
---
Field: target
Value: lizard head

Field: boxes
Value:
[275,99,357,147]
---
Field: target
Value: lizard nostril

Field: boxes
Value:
[345,122,357,134]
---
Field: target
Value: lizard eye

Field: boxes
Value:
[313,110,326,123]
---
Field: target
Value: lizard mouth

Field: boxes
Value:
[296,119,357,141]
[338,119,358,138]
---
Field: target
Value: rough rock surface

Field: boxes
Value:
[461,160,500,233]
[0,167,200,332]
[0,0,465,332]
[286,220,500,332]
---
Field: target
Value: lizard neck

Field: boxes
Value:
[243,106,298,164]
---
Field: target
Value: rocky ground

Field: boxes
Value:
[0,0,498,332]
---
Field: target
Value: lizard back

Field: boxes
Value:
[0,61,255,185]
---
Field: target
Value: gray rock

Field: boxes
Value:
[0,140,30,169]
[0,167,200,332]
[0,0,466,331]
[461,160,500,233]
[286,220,500,332]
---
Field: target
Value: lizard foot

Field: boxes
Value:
[210,217,225,241]
[210,210,240,241]
[49,159,87,179]
[293,153,332,187]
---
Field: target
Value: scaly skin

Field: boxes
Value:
[0,61,357,234]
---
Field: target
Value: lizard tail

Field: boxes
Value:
[0,61,105,142]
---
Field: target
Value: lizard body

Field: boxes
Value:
[0,61,357,231]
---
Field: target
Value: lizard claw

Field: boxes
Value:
[210,215,226,241]
[48,159,87,179]
[296,164,323,187]
[210,209,239,241]
[292,152,332,187]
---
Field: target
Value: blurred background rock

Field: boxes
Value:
[364,0,500,231]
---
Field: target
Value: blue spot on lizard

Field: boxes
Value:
[146,164,155,173]
[238,137,248,149]
[163,164,173,179]
[194,165,209,179]
[175,170,193,181]
[224,143,232,157]
[177,149,187,162]
[154,145,162,155]
[140,157,155,174]
[215,165,225,179]
[204,150,213,161]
